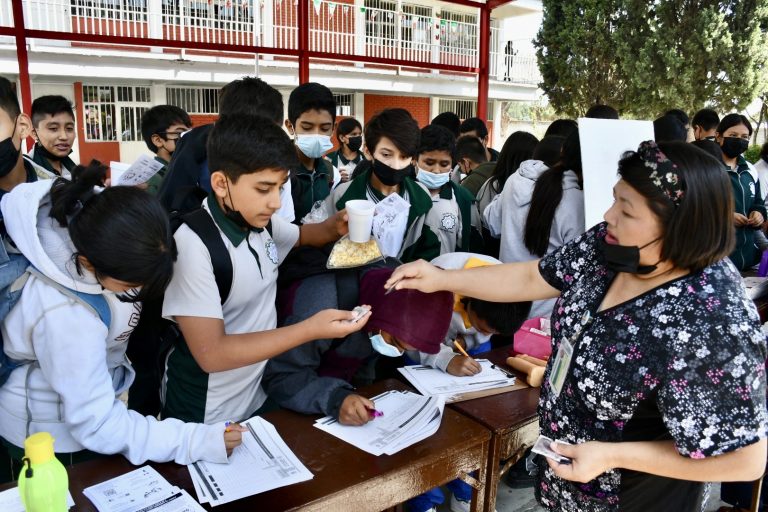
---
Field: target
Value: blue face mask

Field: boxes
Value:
[416,167,451,190]
[370,333,404,357]
[295,134,333,159]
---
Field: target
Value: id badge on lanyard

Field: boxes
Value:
[548,311,593,397]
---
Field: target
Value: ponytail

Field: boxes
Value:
[50,160,176,303]
[523,130,582,257]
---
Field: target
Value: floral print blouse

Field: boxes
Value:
[534,223,767,511]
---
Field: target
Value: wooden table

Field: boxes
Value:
[1,379,491,512]
[449,347,541,512]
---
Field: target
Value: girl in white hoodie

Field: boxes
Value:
[484,131,585,318]
[0,163,242,480]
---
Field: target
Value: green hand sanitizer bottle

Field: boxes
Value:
[18,432,68,511]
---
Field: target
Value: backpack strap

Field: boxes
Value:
[180,208,233,305]
[25,267,111,327]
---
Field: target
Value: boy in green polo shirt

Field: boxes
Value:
[140,105,192,195]
[285,82,336,223]
[324,108,441,263]
[161,113,369,424]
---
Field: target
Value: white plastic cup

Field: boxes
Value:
[346,199,376,243]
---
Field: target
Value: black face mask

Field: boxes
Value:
[0,116,20,178]
[34,141,71,163]
[346,136,362,153]
[372,159,411,186]
[721,137,749,159]
[223,180,264,233]
[597,237,660,275]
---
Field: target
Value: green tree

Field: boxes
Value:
[535,0,768,119]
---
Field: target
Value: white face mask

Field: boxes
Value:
[369,333,404,357]
[295,134,333,159]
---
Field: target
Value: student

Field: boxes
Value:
[326,117,364,183]
[716,114,765,270]
[665,108,690,134]
[286,82,336,223]
[475,131,539,230]
[692,108,720,141]
[654,114,688,142]
[0,77,36,197]
[584,104,619,119]
[459,117,499,162]
[544,118,578,138]
[0,163,244,481]
[484,132,583,318]
[323,108,440,263]
[416,125,481,254]
[455,135,491,197]
[430,111,461,138]
[26,95,77,179]
[161,114,368,424]
[157,76,295,222]
[140,105,192,195]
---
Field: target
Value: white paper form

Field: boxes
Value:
[0,487,75,511]
[399,360,515,401]
[110,154,165,187]
[82,466,178,512]
[371,193,410,257]
[314,390,445,456]
[187,416,313,507]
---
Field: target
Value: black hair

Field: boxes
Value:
[544,119,578,138]
[524,129,582,257]
[49,161,176,303]
[364,108,420,157]
[336,117,362,143]
[488,131,538,193]
[288,82,336,126]
[140,105,192,153]
[0,77,20,120]
[219,76,283,124]
[532,136,565,168]
[459,117,489,139]
[454,136,488,164]
[692,108,720,131]
[465,297,532,336]
[431,112,461,138]
[691,139,725,165]
[665,108,690,128]
[31,95,74,127]
[417,124,455,156]
[585,104,619,119]
[717,113,753,136]
[618,141,734,272]
[207,113,299,182]
[761,142,768,163]
[654,114,688,143]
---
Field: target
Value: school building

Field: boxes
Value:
[0,0,543,164]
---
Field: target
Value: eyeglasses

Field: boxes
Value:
[157,130,188,140]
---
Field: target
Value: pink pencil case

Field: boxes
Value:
[512,317,553,360]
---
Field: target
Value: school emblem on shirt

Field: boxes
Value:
[265,239,279,265]
[440,213,458,232]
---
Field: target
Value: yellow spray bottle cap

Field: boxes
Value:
[24,432,55,465]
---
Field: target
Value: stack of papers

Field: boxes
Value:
[110,155,165,187]
[314,390,445,455]
[398,359,517,402]
[83,466,202,512]
[188,416,313,506]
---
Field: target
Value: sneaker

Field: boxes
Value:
[449,494,470,512]
[449,494,497,512]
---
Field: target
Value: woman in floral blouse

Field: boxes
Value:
[385,141,767,512]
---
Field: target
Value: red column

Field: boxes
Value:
[298,0,309,83]
[11,0,32,115]
[476,4,490,121]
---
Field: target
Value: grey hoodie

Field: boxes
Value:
[483,159,585,318]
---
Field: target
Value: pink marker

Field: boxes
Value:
[367,408,384,418]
